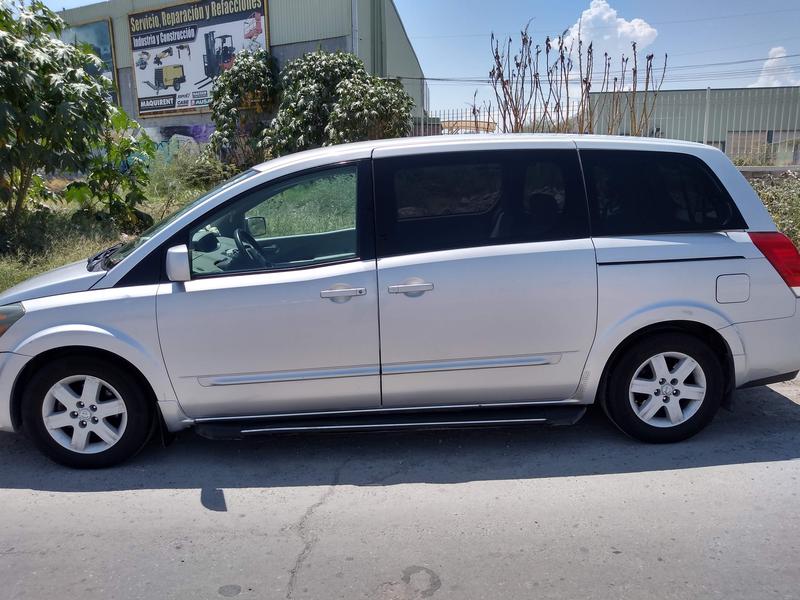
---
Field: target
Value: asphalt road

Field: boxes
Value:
[1,380,799,600]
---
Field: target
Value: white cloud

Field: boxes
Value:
[749,46,800,87]
[565,0,658,60]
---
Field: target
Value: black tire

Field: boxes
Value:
[604,333,724,443]
[173,81,180,91]
[22,357,154,468]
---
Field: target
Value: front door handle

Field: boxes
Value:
[320,287,366,300]
[388,282,434,295]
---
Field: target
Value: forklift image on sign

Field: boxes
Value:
[195,31,235,89]
[143,65,186,93]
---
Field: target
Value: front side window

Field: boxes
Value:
[104,169,258,270]
[581,150,747,236]
[189,165,359,277]
[374,150,588,257]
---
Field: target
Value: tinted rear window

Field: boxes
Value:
[374,150,589,257]
[580,150,747,236]
[395,163,502,219]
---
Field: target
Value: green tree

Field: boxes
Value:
[208,47,278,169]
[64,108,156,233]
[265,51,413,156]
[0,0,113,226]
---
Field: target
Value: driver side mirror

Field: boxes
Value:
[166,244,191,282]
[246,216,267,237]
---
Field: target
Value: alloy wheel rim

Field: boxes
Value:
[41,375,128,454]
[628,351,706,428]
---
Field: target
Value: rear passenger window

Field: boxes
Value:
[395,164,502,219]
[581,150,747,236]
[374,150,588,256]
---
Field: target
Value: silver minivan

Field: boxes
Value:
[2,135,800,468]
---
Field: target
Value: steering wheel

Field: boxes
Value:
[233,228,269,268]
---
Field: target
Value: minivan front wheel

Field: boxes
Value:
[22,357,153,468]
[605,333,724,443]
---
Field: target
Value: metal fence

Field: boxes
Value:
[414,86,800,166]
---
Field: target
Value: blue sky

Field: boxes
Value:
[394,0,800,108]
[42,0,800,110]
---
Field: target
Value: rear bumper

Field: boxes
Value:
[0,352,31,433]
[730,303,800,388]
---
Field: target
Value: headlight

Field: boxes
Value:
[0,303,25,337]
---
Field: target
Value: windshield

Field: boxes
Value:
[98,169,258,270]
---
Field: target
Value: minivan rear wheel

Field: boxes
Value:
[22,357,153,468]
[605,333,724,443]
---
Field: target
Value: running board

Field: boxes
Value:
[194,405,587,440]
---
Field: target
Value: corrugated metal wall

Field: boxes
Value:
[268,0,351,46]
[591,87,800,145]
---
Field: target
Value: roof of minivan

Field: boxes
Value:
[251,134,714,173]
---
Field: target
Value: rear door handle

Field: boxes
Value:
[320,287,366,299]
[388,282,434,295]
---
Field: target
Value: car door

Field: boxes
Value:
[373,145,598,407]
[156,162,381,418]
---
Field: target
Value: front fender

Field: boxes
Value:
[9,324,191,432]
[575,302,745,403]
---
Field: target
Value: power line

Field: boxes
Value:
[401,66,800,89]
[417,66,800,87]
[408,7,800,40]
[668,34,800,58]
[671,53,800,71]
[388,51,800,85]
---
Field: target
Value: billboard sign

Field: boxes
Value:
[61,19,117,104]
[128,0,268,116]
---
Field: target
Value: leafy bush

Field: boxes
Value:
[208,48,278,169]
[264,51,412,156]
[0,0,112,227]
[750,170,800,246]
[64,109,156,233]
[187,152,242,188]
[265,51,365,156]
[326,74,413,144]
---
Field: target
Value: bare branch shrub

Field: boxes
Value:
[480,22,667,135]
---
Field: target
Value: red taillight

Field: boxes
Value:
[749,232,800,292]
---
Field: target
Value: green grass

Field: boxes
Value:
[0,188,194,292]
[0,233,115,291]
[0,145,242,291]
[245,169,357,236]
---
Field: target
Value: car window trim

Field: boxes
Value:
[185,255,366,281]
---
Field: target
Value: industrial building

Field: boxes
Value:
[59,0,426,146]
[589,86,800,165]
